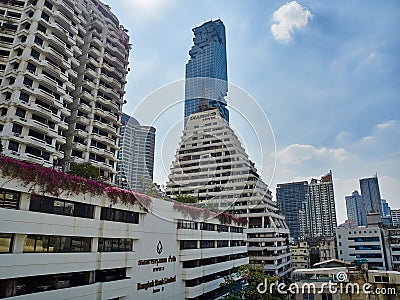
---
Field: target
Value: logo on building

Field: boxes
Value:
[157,240,163,254]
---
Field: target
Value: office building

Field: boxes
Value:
[360,175,382,216]
[381,199,391,217]
[300,171,337,238]
[392,209,400,227]
[0,0,130,182]
[0,157,247,299]
[336,225,388,270]
[386,227,400,271]
[345,190,367,226]
[184,20,229,125]
[165,109,292,277]
[276,181,308,241]
[116,113,155,191]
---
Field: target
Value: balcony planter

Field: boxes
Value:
[0,156,151,212]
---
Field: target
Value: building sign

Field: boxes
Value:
[190,111,217,121]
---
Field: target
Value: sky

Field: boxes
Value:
[106,0,400,223]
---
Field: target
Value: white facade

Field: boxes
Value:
[0,0,130,182]
[391,209,400,227]
[0,174,247,299]
[165,109,292,277]
[116,113,156,192]
[336,226,388,270]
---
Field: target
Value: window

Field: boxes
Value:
[23,77,33,87]
[217,225,228,232]
[8,141,19,152]
[98,238,133,252]
[12,124,22,134]
[37,23,46,33]
[41,12,49,21]
[200,223,215,231]
[177,219,197,230]
[0,233,13,253]
[30,49,40,59]
[217,240,228,247]
[374,276,390,283]
[23,235,91,253]
[180,240,197,250]
[19,91,29,102]
[95,268,127,282]
[34,36,43,46]
[100,207,139,224]
[200,240,215,248]
[15,107,26,118]
[29,195,93,219]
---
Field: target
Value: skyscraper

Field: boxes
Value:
[276,181,308,241]
[360,175,382,216]
[116,114,155,191]
[345,190,367,226]
[381,199,391,217]
[0,0,130,182]
[166,108,292,277]
[184,20,229,125]
[300,171,337,238]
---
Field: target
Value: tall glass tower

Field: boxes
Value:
[184,20,229,125]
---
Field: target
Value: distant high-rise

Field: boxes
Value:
[276,181,308,240]
[300,171,337,238]
[116,114,155,191]
[381,199,391,217]
[392,209,400,227]
[360,175,382,216]
[184,20,229,125]
[345,190,367,226]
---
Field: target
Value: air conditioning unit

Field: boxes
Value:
[20,117,26,122]
[14,133,20,137]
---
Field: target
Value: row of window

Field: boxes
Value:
[182,252,247,268]
[180,240,246,250]
[0,233,133,254]
[0,267,127,298]
[0,189,140,224]
[177,219,243,233]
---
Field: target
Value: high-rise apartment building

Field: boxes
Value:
[360,175,382,216]
[165,109,292,277]
[184,20,229,125]
[115,113,155,191]
[345,190,367,226]
[0,0,130,182]
[300,171,337,238]
[276,181,308,241]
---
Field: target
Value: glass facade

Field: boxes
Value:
[345,190,367,226]
[184,20,229,125]
[360,176,382,216]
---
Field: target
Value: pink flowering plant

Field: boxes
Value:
[0,156,152,211]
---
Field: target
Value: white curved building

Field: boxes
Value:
[0,159,247,300]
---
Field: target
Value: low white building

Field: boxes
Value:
[291,241,310,270]
[0,158,248,300]
[336,226,388,270]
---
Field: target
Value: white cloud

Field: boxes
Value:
[276,144,348,165]
[271,1,313,42]
[376,120,398,130]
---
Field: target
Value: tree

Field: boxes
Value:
[69,162,99,180]
[175,194,198,204]
[220,265,290,300]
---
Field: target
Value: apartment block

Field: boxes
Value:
[291,241,310,269]
[165,109,292,277]
[116,113,156,191]
[0,0,130,182]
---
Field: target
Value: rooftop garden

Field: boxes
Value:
[0,156,152,211]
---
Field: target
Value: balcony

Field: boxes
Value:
[88,46,101,58]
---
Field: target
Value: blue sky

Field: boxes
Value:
[107,0,400,223]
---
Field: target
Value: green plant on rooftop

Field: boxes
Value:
[0,156,152,211]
